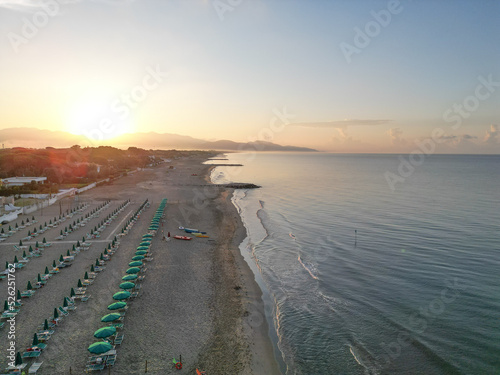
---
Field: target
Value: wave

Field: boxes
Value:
[297,255,319,280]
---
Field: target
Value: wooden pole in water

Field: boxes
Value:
[145,360,148,373]
[69,367,72,374]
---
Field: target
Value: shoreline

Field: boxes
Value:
[199,159,282,374]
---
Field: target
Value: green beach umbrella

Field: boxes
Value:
[43,237,47,244]
[67,250,71,256]
[126,267,140,274]
[44,267,49,275]
[91,265,95,272]
[119,282,135,290]
[0,228,3,234]
[36,241,40,248]
[53,308,59,319]
[70,288,75,297]
[107,244,111,249]
[14,256,18,263]
[100,253,104,261]
[37,274,42,282]
[19,240,23,246]
[88,341,113,354]
[3,300,8,311]
[112,291,131,300]
[94,326,116,338]
[95,259,100,266]
[84,271,89,279]
[136,246,149,251]
[77,279,83,288]
[108,302,127,310]
[72,244,75,251]
[101,313,121,322]
[5,261,8,269]
[60,230,63,236]
[44,319,49,330]
[27,281,33,290]
[104,249,108,255]
[16,223,19,229]
[22,250,27,258]
[132,255,145,261]
[63,298,68,308]
[128,261,143,267]
[122,274,138,281]
[16,290,21,300]
[77,240,81,247]
[32,333,39,346]
[59,255,64,262]
[15,351,23,366]
[29,246,33,253]
[52,260,57,268]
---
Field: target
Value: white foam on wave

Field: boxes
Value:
[297,255,319,280]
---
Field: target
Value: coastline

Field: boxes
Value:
[199,160,282,374]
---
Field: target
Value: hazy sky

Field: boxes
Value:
[0,0,499,152]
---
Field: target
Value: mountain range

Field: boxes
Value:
[0,127,317,152]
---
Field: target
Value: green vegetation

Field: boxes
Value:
[0,146,214,196]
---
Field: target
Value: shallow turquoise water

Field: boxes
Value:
[210,153,500,375]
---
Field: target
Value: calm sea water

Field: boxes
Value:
[209,153,500,375]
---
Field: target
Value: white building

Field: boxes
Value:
[1,177,47,187]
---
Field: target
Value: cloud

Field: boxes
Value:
[484,124,499,144]
[288,119,393,129]
[461,134,477,140]
[387,127,406,145]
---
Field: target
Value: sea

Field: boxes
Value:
[208,153,500,375]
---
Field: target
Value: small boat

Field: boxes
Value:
[184,228,206,234]
[173,235,192,241]
[193,233,209,238]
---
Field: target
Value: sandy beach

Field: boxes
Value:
[0,154,281,375]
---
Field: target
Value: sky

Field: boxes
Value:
[0,0,499,153]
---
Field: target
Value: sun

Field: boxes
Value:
[66,97,133,142]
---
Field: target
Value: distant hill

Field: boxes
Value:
[0,127,317,152]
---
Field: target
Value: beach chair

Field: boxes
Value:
[80,295,91,302]
[129,291,139,299]
[114,334,124,345]
[28,361,43,374]
[58,307,69,316]
[0,322,4,329]
[22,350,41,358]
[85,363,105,372]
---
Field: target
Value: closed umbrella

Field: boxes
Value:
[43,319,49,330]
[84,271,89,279]
[53,308,59,319]
[37,274,42,282]
[77,279,83,288]
[27,281,33,290]
[70,288,76,297]
[32,333,39,346]
[15,351,23,366]
[63,298,68,308]
[101,313,121,322]
[91,265,95,272]
[59,255,64,262]
[44,267,50,275]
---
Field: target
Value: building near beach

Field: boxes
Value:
[1,177,47,187]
